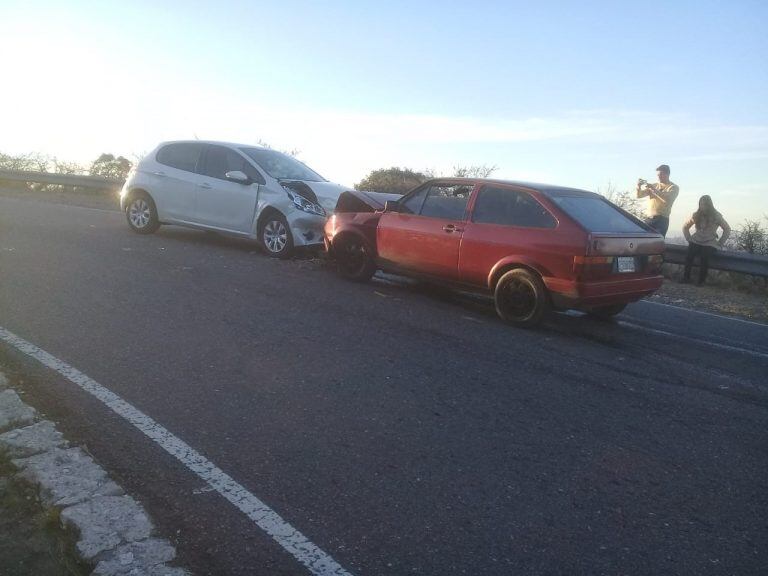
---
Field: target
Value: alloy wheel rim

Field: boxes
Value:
[129,199,150,228]
[264,220,287,253]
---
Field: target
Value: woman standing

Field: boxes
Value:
[682,195,731,285]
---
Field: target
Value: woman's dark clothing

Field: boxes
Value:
[684,243,717,284]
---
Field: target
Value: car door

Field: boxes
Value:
[153,143,205,222]
[195,145,265,233]
[459,185,559,285]
[377,182,474,280]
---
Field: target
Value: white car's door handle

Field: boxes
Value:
[199,182,212,189]
[153,171,166,177]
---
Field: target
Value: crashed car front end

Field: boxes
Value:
[324,190,402,255]
[279,180,329,246]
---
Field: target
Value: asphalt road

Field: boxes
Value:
[1,193,767,576]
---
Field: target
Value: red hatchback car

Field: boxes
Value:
[324,179,664,327]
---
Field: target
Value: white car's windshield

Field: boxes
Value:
[240,147,326,182]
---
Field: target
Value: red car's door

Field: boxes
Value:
[377,182,475,279]
[459,184,562,285]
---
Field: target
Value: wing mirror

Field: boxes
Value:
[224,170,251,185]
[384,200,401,213]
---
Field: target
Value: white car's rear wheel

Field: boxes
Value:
[126,193,160,234]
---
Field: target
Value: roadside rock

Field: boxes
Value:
[145,566,191,576]
[61,495,153,559]
[13,447,123,506]
[0,388,36,432]
[93,538,176,575]
[0,420,68,458]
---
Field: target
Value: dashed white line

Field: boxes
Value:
[638,299,768,328]
[0,326,354,576]
[617,320,768,360]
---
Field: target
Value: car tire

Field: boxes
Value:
[587,303,627,319]
[494,268,549,328]
[334,235,376,282]
[261,213,294,259]
[126,193,160,234]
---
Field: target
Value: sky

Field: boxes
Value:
[1,0,766,235]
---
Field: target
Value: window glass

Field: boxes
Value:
[550,195,646,233]
[239,147,325,182]
[400,186,428,214]
[419,184,472,220]
[201,147,241,178]
[473,186,556,228]
[156,143,202,173]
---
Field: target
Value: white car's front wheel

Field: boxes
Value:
[126,193,160,234]
[261,214,294,259]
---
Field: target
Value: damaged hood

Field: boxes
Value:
[288,181,350,213]
[333,190,403,213]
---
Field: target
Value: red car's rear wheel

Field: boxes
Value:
[494,269,549,328]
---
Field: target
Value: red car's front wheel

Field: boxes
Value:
[334,236,376,282]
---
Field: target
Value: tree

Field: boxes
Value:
[449,164,498,178]
[733,219,767,255]
[255,139,300,158]
[356,164,499,194]
[89,153,132,180]
[356,167,428,194]
[0,151,50,172]
[597,181,644,219]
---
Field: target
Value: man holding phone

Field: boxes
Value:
[636,164,679,236]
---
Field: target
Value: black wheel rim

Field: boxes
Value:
[339,240,367,275]
[499,278,537,321]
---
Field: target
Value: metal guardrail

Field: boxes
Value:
[665,243,768,278]
[0,169,124,190]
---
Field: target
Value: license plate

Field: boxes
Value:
[617,257,636,273]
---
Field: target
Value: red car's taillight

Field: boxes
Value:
[573,255,614,280]
[646,254,664,274]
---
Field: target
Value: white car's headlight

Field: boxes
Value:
[282,187,326,217]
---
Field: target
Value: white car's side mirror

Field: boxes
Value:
[224,170,250,184]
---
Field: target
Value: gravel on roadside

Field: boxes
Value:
[648,278,768,324]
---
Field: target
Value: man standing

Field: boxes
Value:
[636,164,679,236]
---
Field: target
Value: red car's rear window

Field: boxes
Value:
[551,196,647,233]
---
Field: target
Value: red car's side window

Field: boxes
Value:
[401,186,429,214]
[472,186,556,229]
[420,184,472,221]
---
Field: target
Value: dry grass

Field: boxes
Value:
[650,265,768,323]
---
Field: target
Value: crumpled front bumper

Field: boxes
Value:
[285,211,327,247]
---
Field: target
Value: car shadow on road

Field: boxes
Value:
[153,227,323,260]
[371,272,625,341]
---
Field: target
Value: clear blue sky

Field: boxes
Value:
[1,0,766,234]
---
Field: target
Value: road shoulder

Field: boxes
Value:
[648,279,768,324]
[0,368,190,576]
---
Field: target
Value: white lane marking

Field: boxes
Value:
[637,300,768,328]
[617,320,768,360]
[0,326,353,576]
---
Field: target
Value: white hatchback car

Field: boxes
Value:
[119,140,349,258]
